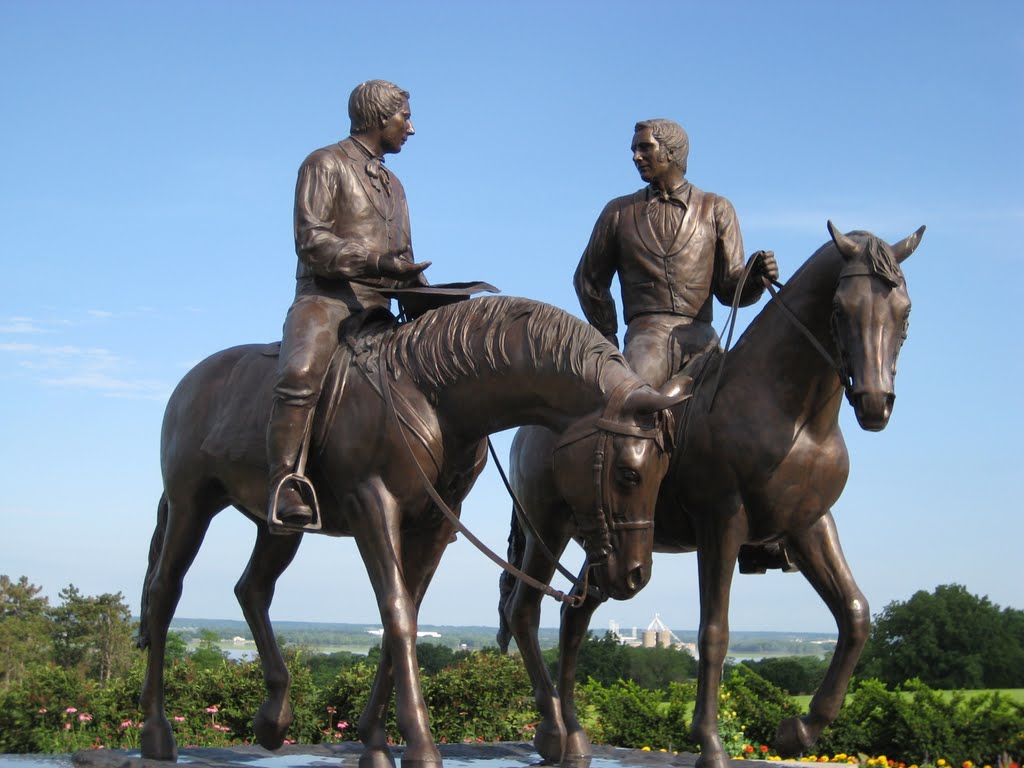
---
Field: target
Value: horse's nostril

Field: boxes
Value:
[626,565,647,592]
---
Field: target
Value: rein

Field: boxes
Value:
[708,258,852,410]
[379,347,593,608]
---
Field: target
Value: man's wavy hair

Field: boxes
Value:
[349,80,410,134]
[635,119,689,174]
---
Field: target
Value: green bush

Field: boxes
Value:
[816,678,1024,765]
[723,664,802,746]
[423,649,536,743]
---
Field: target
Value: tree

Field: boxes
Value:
[744,654,829,695]
[0,575,53,688]
[857,583,1024,688]
[49,584,136,683]
[190,628,230,670]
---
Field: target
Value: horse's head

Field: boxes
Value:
[551,374,689,600]
[827,221,925,431]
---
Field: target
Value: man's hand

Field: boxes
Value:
[377,253,432,281]
[753,250,779,282]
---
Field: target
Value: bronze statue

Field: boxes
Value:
[269,79,430,529]
[137,295,690,765]
[574,118,778,386]
[499,222,926,768]
[574,118,786,573]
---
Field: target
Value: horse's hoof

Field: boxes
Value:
[140,717,178,762]
[533,726,566,764]
[254,700,294,750]
[562,729,593,768]
[397,756,443,768]
[775,715,816,757]
[694,752,730,768]
[358,748,396,768]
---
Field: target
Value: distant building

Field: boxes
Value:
[609,615,696,656]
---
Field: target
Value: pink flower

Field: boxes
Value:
[205,706,219,714]
[120,720,134,729]
[79,713,93,722]
[65,723,72,731]
[37,708,47,714]
[173,716,186,722]
[337,721,349,730]
[65,707,78,714]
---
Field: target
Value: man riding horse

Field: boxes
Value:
[573,118,788,572]
[268,80,431,529]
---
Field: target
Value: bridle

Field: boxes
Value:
[550,379,664,565]
[713,255,902,410]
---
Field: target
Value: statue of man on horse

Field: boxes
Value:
[268,79,431,530]
[572,117,790,573]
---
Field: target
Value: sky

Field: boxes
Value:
[1,1,1021,638]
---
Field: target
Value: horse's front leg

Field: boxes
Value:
[557,585,603,767]
[501,522,573,764]
[775,512,869,756]
[692,512,745,768]
[349,479,441,768]
[234,526,304,750]
[357,514,457,765]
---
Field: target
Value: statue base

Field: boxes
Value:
[65,742,837,768]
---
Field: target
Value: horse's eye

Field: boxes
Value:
[617,468,641,487]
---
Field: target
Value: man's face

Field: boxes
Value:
[380,99,415,154]
[632,127,674,184]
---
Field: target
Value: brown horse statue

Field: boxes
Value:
[137,295,689,767]
[497,223,925,768]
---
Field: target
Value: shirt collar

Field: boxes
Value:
[647,180,690,206]
[349,135,385,164]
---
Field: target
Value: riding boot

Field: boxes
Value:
[266,399,315,527]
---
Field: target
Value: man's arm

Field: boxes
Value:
[711,196,772,308]
[573,202,621,344]
[293,157,428,282]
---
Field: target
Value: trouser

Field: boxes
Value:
[623,313,719,388]
[267,296,353,487]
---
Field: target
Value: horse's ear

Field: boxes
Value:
[892,225,926,263]
[827,220,859,261]
[623,376,693,415]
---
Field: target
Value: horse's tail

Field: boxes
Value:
[496,506,526,654]
[137,492,169,650]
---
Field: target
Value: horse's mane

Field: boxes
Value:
[387,295,627,394]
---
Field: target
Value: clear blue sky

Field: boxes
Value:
[1,1,1021,635]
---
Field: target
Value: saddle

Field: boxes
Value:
[266,282,500,531]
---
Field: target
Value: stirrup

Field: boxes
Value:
[268,473,322,532]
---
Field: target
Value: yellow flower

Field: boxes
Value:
[641,747,651,752]
[963,762,974,768]
[937,760,946,767]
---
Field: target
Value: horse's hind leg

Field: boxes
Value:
[234,524,304,751]
[139,491,220,760]
[775,512,869,756]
